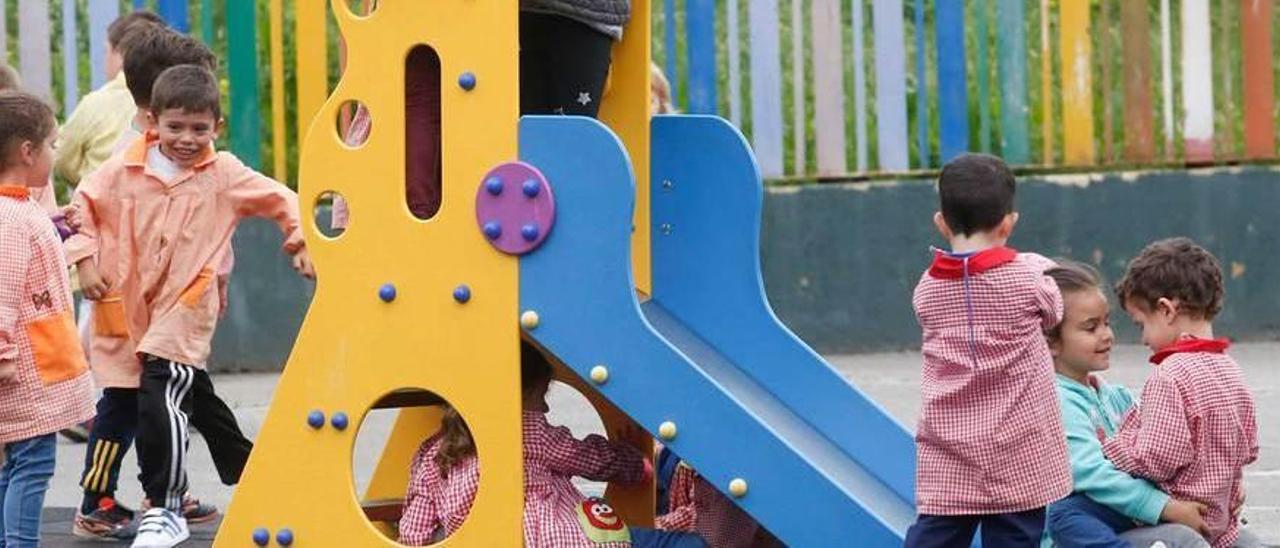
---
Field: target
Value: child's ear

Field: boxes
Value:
[17,140,36,166]
[1156,297,1179,323]
[214,118,226,136]
[996,212,1019,239]
[932,212,953,240]
[1047,336,1063,358]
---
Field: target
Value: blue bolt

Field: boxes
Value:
[330,412,349,431]
[453,285,472,303]
[521,223,540,242]
[306,410,325,429]
[522,179,540,198]
[378,283,397,303]
[252,528,270,546]
[482,221,502,240]
[485,177,504,196]
[458,72,477,91]
[276,528,294,546]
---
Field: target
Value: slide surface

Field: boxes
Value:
[519,116,916,545]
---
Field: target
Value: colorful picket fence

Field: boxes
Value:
[3,1,1276,184]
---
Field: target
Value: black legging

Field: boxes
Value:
[519,12,615,117]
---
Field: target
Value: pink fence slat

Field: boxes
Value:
[790,0,805,174]
[749,0,784,178]
[1180,0,1214,162]
[18,0,53,101]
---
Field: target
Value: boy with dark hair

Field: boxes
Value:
[1101,238,1258,547]
[69,65,312,548]
[907,153,1071,547]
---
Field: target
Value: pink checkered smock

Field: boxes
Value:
[398,433,480,545]
[912,246,1072,515]
[658,462,780,547]
[1102,338,1257,548]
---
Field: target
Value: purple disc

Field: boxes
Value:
[475,162,555,255]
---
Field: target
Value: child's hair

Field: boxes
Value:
[650,62,675,115]
[107,10,165,51]
[1044,260,1104,340]
[433,405,475,478]
[936,153,1016,236]
[150,65,221,120]
[0,91,56,172]
[1115,237,1224,320]
[521,340,554,395]
[122,27,217,108]
[0,64,20,91]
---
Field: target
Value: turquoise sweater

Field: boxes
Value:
[1052,374,1169,525]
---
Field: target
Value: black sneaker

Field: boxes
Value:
[72,496,136,540]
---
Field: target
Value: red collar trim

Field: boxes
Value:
[927,246,1018,279]
[1150,337,1231,365]
[0,185,30,200]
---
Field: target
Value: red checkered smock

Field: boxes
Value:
[398,433,480,545]
[0,185,95,444]
[658,462,780,547]
[1102,338,1257,548]
[912,246,1072,514]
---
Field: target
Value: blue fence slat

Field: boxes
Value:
[664,0,679,107]
[88,0,118,88]
[685,0,716,114]
[935,0,968,162]
[913,0,928,167]
[749,0,784,177]
[157,0,188,33]
[132,0,142,8]
[19,0,52,101]
[61,0,78,113]
[872,0,908,171]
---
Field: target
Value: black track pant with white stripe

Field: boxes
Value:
[137,356,198,512]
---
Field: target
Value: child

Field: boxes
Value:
[398,342,706,547]
[1042,260,1213,548]
[907,153,1071,547]
[0,90,96,546]
[67,64,313,548]
[54,10,164,188]
[1100,238,1259,548]
[68,28,230,541]
[655,449,780,547]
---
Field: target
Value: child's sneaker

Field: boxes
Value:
[130,508,189,548]
[72,496,136,540]
[141,494,218,524]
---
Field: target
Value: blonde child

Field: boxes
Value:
[1042,260,1213,548]
[1101,238,1259,548]
[0,90,96,546]
[67,65,312,548]
[908,153,1070,547]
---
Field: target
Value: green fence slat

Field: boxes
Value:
[227,0,261,168]
[995,0,1028,163]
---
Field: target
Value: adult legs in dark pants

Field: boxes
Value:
[519,12,614,117]
[905,508,1046,548]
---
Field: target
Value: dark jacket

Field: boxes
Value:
[521,0,631,40]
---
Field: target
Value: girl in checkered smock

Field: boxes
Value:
[397,405,479,545]
[0,90,96,546]
[907,154,1072,548]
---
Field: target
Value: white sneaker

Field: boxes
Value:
[130,508,189,548]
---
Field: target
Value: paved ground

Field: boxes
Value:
[36,343,1278,546]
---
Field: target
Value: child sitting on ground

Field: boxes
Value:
[1099,238,1259,548]
[67,64,312,548]
[0,90,96,546]
[398,342,706,547]
[1042,260,1213,548]
[908,153,1071,547]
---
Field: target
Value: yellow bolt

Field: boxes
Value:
[728,478,748,498]
[590,365,609,384]
[657,421,677,441]
[520,310,540,329]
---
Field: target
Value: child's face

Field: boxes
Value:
[1050,288,1114,378]
[1124,298,1180,353]
[152,108,220,169]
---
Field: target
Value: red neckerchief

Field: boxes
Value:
[1149,336,1231,365]
[927,246,1018,279]
[0,184,30,200]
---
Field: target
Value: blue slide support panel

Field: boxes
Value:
[518,116,915,545]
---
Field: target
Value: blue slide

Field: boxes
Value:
[518,116,917,545]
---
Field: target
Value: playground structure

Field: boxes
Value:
[214,0,915,545]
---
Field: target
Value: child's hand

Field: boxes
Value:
[1161,498,1209,538]
[0,358,16,383]
[61,204,82,230]
[291,248,315,279]
[77,258,109,300]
